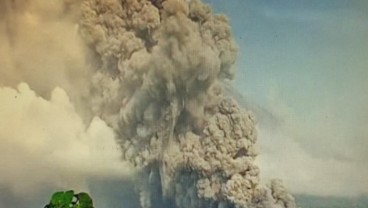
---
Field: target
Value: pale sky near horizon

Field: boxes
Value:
[205,0,368,197]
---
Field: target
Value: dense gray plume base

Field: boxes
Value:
[128,98,297,208]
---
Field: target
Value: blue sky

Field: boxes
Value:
[205,0,368,108]
[204,0,368,196]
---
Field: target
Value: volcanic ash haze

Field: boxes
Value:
[0,0,297,207]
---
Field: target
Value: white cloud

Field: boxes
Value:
[0,83,134,196]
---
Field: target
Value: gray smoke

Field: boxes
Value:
[77,0,297,207]
[0,0,297,207]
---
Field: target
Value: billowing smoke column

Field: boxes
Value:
[77,0,297,207]
[0,0,296,207]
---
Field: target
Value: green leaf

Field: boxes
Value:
[63,190,74,205]
[76,192,93,208]
[50,192,64,205]
[45,190,94,208]
[49,190,74,208]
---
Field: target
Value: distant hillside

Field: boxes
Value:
[295,194,368,208]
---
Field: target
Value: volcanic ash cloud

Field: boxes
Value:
[0,0,297,207]
[77,0,297,207]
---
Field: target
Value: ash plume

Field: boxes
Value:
[0,0,297,207]
[77,0,297,207]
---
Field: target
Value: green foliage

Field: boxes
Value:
[44,190,94,208]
